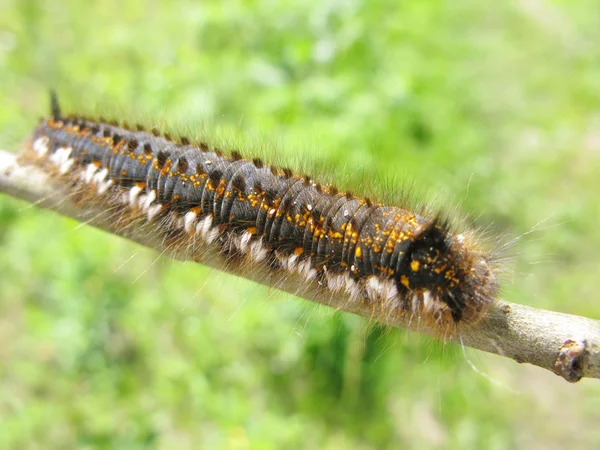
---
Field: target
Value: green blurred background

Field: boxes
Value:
[1,1,600,448]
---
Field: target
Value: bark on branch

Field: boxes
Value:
[1,149,599,383]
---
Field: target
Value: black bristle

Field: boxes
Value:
[49,90,61,119]
[177,157,189,173]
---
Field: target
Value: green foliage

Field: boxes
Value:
[1,1,600,448]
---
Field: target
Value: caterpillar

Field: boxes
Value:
[18,93,499,336]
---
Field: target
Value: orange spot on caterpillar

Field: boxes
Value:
[400,275,410,289]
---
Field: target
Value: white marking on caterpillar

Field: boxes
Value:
[423,290,434,312]
[93,168,108,185]
[128,185,143,207]
[137,194,147,210]
[59,158,74,174]
[296,259,313,280]
[147,203,163,221]
[142,189,156,212]
[205,226,219,245]
[411,294,421,315]
[287,253,300,271]
[326,273,346,293]
[33,136,50,156]
[49,146,72,166]
[46,146,75,175]
[184,211,198,234]
[238,231,253,253]
[305,268,318,282]
[96,178,113,195]
[342,273,361,301]
[84,164,98,183]
[365,276,398,304]
[229,234,242,252]
[276,252,289,270]
[249,239,268,263]
[196,215,213,239]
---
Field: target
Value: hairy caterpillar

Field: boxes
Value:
[18,93,499,335]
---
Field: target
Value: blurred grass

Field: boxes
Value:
[1,0,600,449]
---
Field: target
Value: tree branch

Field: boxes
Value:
[1,149,599,383]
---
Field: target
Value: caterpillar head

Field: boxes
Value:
[395,219,497,328]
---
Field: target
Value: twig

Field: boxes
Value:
[1,149,599,383]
